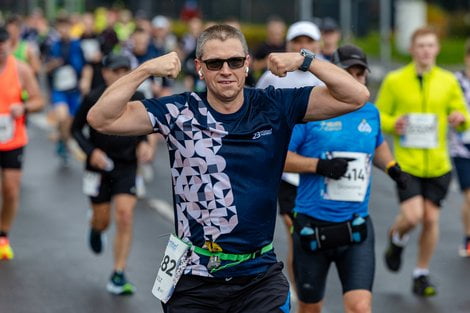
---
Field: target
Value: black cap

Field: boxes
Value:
[320,17,339,32]
[102,53,131,70]
[0,27,10,42]
[332,44,369,71]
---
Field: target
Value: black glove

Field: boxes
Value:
[316,157,353,180]
[387,162,409,190]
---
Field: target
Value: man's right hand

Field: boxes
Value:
[394,116,407,135]
[267,52,304,77]
[143,52,181,79]
[90,148,110,171]
[316,157,354,179]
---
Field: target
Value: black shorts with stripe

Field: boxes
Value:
[88,161,137,203]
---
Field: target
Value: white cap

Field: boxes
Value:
[152,15,170,29]
[286,21,321,41]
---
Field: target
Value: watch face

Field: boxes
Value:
[301,49,313,57]
[299,49,315,71]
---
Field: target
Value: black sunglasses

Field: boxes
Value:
[201,57,246,71]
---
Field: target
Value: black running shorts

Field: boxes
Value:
[397,171,452,207]
[0,147,24,169]
[293,217,375,303]
[162,262,291,313]
[88,161,137,203]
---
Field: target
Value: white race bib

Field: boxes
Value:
[53,65,77,91]
[82,171,101,197]
[80,39,100,62]
[461,129,470,144]
[325,152,369,202]
[0,114,15,143]
[152,234,190,304]
[401,113,438,148]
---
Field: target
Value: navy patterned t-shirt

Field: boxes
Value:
[142,86,311,277]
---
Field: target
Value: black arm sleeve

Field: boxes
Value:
[70,93,96,156]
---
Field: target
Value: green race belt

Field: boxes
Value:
[189,242,274,273]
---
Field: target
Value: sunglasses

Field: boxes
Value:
[201,57,246,71]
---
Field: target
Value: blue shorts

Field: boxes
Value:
[453,157,470,191]
[51,90,81,116]
[293,217,375,303]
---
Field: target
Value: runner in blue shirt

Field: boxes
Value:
[87,25,369,313]
[451,41,470,257]
[45,17,85,165]
[285,45,408,313]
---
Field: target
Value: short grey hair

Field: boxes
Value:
[195,24,249,59]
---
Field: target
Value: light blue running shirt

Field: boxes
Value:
[289,102,384,222]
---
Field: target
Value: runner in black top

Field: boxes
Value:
[71,53,153,295]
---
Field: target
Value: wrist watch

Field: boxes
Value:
[299,48,316,72]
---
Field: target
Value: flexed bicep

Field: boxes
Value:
[303,86,361,121]
[88,100,153,136]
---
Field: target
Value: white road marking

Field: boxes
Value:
[148,198,174,222]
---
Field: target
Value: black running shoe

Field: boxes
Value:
[412,275,437,297]
[384,237,403,272]
[89,229,104,254]
[106,271,135,295]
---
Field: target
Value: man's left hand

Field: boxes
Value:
[448,111,466,128]
[387,163,409,190]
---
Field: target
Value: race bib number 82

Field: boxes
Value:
[152,234,189,303]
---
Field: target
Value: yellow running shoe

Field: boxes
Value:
[0,236,14,260]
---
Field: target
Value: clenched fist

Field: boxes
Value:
[448,111,466,128]
[143,52,181,79]
[10,103,26,118]
[267,52,304,77]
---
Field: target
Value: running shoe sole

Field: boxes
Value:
[0,252,14,260]
[106,282,135,295]
[413,285,437,297]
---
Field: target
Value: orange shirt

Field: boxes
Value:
[0,55,27,150]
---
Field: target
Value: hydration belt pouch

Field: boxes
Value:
[293,213,368,252]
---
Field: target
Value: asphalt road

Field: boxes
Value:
[1,113,470,313]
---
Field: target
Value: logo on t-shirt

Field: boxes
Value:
[358,119,372,133]
[320,121,342,131]
[253,128,273,139]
